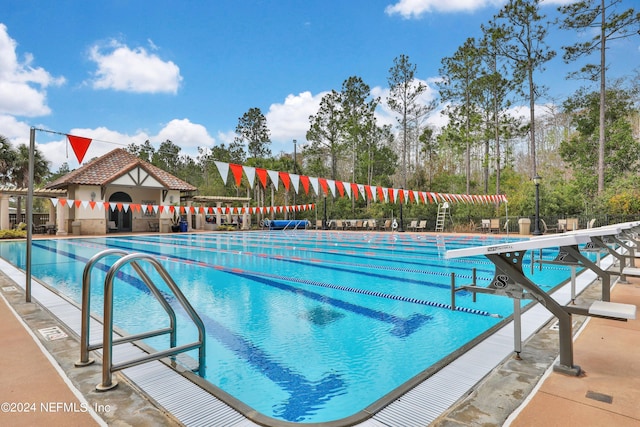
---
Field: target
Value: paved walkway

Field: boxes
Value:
[508,279,640,427]
[0,293,102,427]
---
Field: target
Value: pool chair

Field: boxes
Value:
[367,219,377,230]
[335,220,345,230]
[416,220,427,232]
[539,219,551,234]
[556,219,566,232]
[489,218,500,233]
[315,219,323,229]
[407,220,418,231]
[383,219,392,231]
[566,218,579,231]
[480,219,491,233]
[355,220,364,230]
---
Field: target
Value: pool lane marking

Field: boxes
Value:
[61,240,445,325]
[124,235,496,283]
[168,231,570,274]
[30,240,347,422]
[212,230,507,253]
[114,236,485,292]
[147,232,571,273]
[72,238,499,319]
[187,231,499,263]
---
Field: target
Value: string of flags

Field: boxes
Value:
[213,161,508,205]
[49,198,315,215]
[64,132,508,205]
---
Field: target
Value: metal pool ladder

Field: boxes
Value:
[75,249,206,391]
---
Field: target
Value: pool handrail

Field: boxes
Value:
[74,249,206,391]
[97,252,206,391]
[76,249,179,367]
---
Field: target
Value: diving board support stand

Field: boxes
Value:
[532,243,612,303]
[485,249,581,376]
[447,229,636,377]
[513,298,522,359]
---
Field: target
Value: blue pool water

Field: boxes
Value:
[0,232,578,423]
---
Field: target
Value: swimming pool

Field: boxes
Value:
[0,232,578,423]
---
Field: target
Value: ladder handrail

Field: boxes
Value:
[75,249,206,391]
[76,249,178,366]
[98,253,206,391]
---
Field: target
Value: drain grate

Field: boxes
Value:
[38,326,68,341]
[585,390,613,404]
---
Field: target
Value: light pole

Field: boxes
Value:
[322,193,328,230]
[533,174,542,235]
[398,188,405,232]
[293,139,297,220]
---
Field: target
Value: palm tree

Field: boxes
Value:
[0,135,16,184]
[12,143,51,223]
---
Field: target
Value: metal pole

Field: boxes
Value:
[533,175,541,235]
[322,194,327,230]
[513,299,522,359]
[293,139,296,220]
[398,189,405,232]
[450,272,456,310]
[25,127,35,303]
[472,268,477,303]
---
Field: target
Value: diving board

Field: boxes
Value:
[530,225,624,302]
[446,225,636,377]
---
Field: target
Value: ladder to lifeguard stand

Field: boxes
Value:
[435,202,449,232]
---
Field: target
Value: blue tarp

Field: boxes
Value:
[264,220,310,230]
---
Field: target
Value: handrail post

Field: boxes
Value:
[96,266,118,391]
[450,272,456,311]
[76,249,129,367]
[96,253,207,390]
[472,268,477,303]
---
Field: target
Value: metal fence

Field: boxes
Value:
[9,213,50,228]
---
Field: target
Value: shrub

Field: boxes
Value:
[0,229,26,239]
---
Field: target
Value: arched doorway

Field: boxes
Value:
[108,192,132,232]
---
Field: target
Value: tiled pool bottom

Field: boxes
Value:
[0,250,613,427]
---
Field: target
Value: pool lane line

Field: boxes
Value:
[128,234,498,280]
[70,238,500,319]
[30,240,348,422]
[127,234,570,293]
[144,232,571,273]
[189,231,504,258]
[169,231,568,272]
[117,235,490,289]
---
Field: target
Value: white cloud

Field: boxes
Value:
[0,24,65,117]
[385,0,573,18]
[35,119,216,171]
[155,118,215,149]
[385,0,505,17]
[37,127,151,171]
[0,115,32,145]
[87,39,182,94]
[540,0,576,5]
[372,78,440,128]
[216,130,237,146]
[265,91,327,153]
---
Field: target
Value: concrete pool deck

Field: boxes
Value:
[1,232,639,426]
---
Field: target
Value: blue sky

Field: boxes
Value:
[1,0,638,171]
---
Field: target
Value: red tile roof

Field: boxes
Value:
[45,148,197,191]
